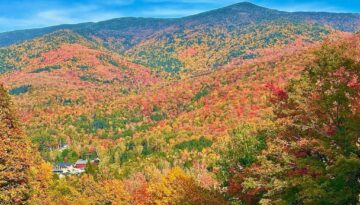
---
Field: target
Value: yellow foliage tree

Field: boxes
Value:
[149,167,226,205]
[0,84,33,204]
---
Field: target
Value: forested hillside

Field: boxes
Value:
[0,2,359,205]
[1,31,359,204]
[0,3,360,75]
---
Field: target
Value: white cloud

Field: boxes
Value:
[86,12,125,22]
[37,10,75,24]
[0,4,125,32]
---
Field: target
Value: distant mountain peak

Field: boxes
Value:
[226,1,272,11]
[232,2,263,7]
[187,1,279,20]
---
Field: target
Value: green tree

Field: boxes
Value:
[222,38,360,204]
[85,160,99,179]
[217,125,267,203]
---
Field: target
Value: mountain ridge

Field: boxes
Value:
[0,1,359,47]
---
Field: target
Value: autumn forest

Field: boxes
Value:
[0,2,359,205]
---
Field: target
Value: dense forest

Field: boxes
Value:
[0,2,359,205]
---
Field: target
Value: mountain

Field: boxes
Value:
[0,30,161,125]
[1,2,359,48]
[0,3,359,76]
[0,2,359,204]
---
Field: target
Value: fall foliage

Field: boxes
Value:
[0,2,359,204]
[0,84,32,204]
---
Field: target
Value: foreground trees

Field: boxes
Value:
[0,85,52,204]
[220,35,360,204]
[0,84,32,204]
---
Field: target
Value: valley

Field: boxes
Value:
[0,2,359,205]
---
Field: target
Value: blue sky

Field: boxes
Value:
[0,0,359,32]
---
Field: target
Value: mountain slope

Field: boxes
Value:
[0,2,359,76]
[0,30,102,73]
[0,22,94,48]
[0,2,359,48]
[125,21,329,75]
[0,30,161,127]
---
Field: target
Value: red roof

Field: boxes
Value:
[75,164,86,169]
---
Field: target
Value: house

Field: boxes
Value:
[75,158,100,170]
[52,158,99,177]
[53,162,84,177]
[75,159,88,170]
[53,162,72,173]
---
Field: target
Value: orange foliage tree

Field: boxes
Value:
[0,84,33,204]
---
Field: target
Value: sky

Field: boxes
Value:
[0,0,359,32]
